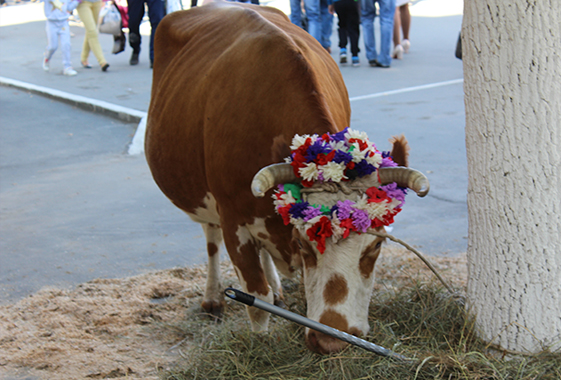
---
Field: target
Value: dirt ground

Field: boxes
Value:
[0,244,467,380]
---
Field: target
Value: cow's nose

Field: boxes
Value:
[306,330,349,354]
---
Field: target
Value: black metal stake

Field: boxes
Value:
[224,287,413,361]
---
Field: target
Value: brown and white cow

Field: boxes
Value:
[146,2,428,354]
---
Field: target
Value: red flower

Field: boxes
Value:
[321,133,331,142]
[306,216,333,254]
[278,205,292,225]
[366,187,390,203]
[339,218,356,239]
[348,138,368,151]
[316,150,336,166]
[346,161,355,170]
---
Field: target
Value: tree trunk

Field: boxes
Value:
[463,0,561,353]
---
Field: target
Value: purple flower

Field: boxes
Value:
[333,150,353,165]
[354,160,377,177]
[335,200,355,220]
[380,182,407,208]
[303,206,323,221]
[289,201,310,219]
[380,151,398,168]
[331,128,348,142]
[352,209,371,232]
[306,140,331,161]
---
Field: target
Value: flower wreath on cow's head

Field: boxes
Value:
[273,128,407,254]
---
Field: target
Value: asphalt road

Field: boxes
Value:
[0,1,466,306]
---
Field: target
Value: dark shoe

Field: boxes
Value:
[112,33,126,55]
[375,61,390,68]
[101,63,110,72]
[368,59,378,67]
[130,52,139,65]
[81,61,92,69]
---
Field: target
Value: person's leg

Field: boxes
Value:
[44,21,58,63]
[334,1,347,50]
[377,0,396,66]
[319,0,333,50]
[400,3,410,40]
[76,2,92,64]
[393,6,401,47]
[77,1,107,67]
[360,0,377,63]
[60,21,73,69]
[147,0,166,65]
[400,3,411,52]
[289,0,302,27]
[128,0,145,61]
[348,3,360,58]
[303,0,321,43]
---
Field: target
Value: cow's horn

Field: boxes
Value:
[251,163,298,198]
[378,167,430,197]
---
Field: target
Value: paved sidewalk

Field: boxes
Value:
[0,0,467,308]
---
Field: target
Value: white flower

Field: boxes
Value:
[320,161,347,182]
[273,190,296,207]
[365,151,383,167]
[350,142,367,162]
[329,140,347,152]
[365,201,390,219]
[345,128,369,141]
[330,213,344,243]
[299,162,319,182]
[290,134,315,150]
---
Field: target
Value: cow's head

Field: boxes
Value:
[252,129,429,354]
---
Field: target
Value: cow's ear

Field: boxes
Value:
[389,134,410,167]
[271,135,291,163]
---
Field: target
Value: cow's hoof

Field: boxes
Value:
[201,299,225,319]
[273,294,286,309]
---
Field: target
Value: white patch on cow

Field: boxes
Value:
[303,234,378,336]
[201,223,223,307]
[240,218,295,278]
[232,265,274,332]
[186,192,221,225]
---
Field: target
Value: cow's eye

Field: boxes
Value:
[374,241,382,250]
[296,239,303,249]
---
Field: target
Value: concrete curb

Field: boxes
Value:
[0,76,147,124]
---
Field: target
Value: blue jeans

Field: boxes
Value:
[290,0,322,44]
[360,0,395,66]
[320,0,333,49]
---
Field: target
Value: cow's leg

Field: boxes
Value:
[224,225,274,332]
[260,249,285,308]
[200,223,225,317]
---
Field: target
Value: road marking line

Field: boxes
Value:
[349,78,464,102]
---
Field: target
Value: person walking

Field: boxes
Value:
[42,0,80,76]
[329,0,360,66]
[392,0,411,59]
[76,0,110,71]
[128,0,165,68]
[289,0,321,44]
[360,0,395,68]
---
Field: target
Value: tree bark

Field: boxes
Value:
[463,0,561,353]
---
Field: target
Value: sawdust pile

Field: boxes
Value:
[0,245,466,379]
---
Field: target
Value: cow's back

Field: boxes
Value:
[146,2,350,225]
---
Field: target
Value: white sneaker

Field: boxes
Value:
[392,45,404,60]
[402,39,410,54]
[63,67,77,76]
[42,58,49,71]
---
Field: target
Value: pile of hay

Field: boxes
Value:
[2,244,557,379]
